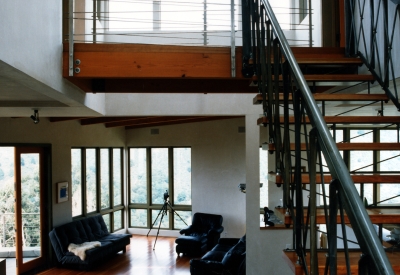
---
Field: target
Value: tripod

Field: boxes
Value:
[147,197,188,250]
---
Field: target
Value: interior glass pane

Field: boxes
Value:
[71,149,82,217]
[21,153,41,261]
[114,210,122,230]
[100,149,110,209]
[130,148,147,204]
[103,214,110,231]
[350,129,373,142]
[130,209,147,227]
[174,211,192,229]
[109,0,152,31]
[0,147,15,248]
[161,0,203,31]
[86,149,97,213]
[151,148,169,204]
[151,209,169,228]
[350,151,373,172]
[173,148,191,205]
[113,148,122,206]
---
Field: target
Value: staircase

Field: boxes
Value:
[247,0,400,274]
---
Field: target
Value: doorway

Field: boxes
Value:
[0,146,51,274]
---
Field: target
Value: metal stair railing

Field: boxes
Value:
[346,0,400,111]
[244,0,396,274]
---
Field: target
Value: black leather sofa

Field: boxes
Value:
[190,235,246,275]
[49,214,131,270]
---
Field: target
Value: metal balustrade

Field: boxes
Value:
[346,0,400,111]
[244,0,397,274]
[0,213,40,250]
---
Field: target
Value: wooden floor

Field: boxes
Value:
[38,235,194,275]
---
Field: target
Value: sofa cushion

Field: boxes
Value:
[201,250,226,262]
[80,215,110,241]
[53,220,89,254]
[221,240,246,269]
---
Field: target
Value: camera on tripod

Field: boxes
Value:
[163,190,169,201]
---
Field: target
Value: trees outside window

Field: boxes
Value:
[128,147,192,230]
[71,148,124,232]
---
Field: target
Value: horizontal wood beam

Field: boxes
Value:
[90,78,256,93]
[252,74,374,83]
[275,207,400,225]
[268,173,400,184]
[268,142,400,151]
[257,116,400,125]
[124,116,242,129]
[80,116,149,125]
[253,93,388,104]
[63,43,244,79]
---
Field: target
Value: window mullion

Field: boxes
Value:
[96,148,101,213]
[169,147,174,229]
[147,147,152,228]
[82,148,87,217]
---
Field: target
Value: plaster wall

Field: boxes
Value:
[0,0,104,113]
[0,117,125,227]
[126,118,247,238]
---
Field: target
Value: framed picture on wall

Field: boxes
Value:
[57,182,69,203]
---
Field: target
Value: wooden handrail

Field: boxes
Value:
[257,116,400,125]
[268,142,400,151]
[268,173,400,184]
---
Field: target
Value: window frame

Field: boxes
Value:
[71,147,125,232]
[128,146,192,230]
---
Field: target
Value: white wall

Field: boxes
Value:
[126,118,247,238]
[0,0,104,115]
[0,117,126,227]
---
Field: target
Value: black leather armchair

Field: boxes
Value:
[175,212,224,255]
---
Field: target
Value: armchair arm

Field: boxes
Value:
[179,225,195,235]
[208,225,224,235]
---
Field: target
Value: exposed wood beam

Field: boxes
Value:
[268,173,400,184]
[125,116,243,129]
[89,78,256,93]
[253,93,388,104]
[257,116,400,125]
[268,142,400,151]
[63,43,244,79]
[80,116,148,125]
[49,117,89,122]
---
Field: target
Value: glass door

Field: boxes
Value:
[14,147,46,274]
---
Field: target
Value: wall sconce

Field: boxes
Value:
[30,109,39,124]
[238,183,263,193]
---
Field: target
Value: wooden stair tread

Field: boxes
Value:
[253,93,388,104]
[257,116,400,125]
[267,142,400,151]
[268,173,400,184]
[282,250,400,275]
[275,207,400,225]
[253,74,374,83]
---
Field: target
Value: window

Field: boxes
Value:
[128,147,192,230]
[326,127,400,206]
[71,148,124,232]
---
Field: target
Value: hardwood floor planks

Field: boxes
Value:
[38,235,193,275]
